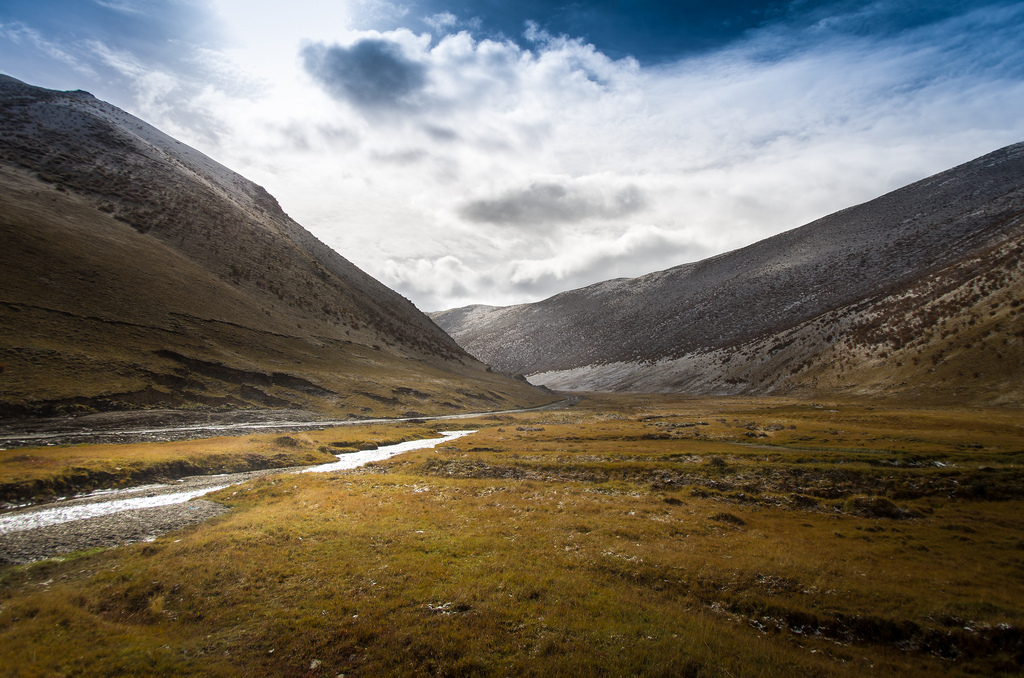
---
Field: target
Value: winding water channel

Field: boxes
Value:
[0,430,477,563]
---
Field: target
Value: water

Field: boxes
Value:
[0,430,477,534]
[0,486,230,533]
[303,430,476,473]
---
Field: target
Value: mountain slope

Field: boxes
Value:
[0,75,554,417]
[432,142,1024,404]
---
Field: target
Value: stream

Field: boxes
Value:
[0,430,476,564]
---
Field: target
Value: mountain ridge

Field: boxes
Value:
[432,141,1024,404]
[0,75,555,417]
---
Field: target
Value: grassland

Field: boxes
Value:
[2,394,1023,676]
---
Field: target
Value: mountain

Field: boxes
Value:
[432,142,1024,405]
[0,75,555,418]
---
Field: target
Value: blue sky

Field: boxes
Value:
[2,1,1024,310]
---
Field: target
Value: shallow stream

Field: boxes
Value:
[0,430,476,536]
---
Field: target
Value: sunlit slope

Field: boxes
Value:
[0,75,554,416]
[433,142,1024,404]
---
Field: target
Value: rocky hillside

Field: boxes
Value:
[432,142,1024,405]
[0,75,555,417]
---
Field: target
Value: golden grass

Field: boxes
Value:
[0,422,443,502]
[2,394,1023,676]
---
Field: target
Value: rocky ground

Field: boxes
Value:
[0,500,229,565]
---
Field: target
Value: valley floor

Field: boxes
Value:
[1,394,1023,676]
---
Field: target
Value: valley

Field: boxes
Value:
[1,74,1022,677]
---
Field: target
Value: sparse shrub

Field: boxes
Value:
[789,493,819,508]
[844,496,920,520]
[939,523,977,534]
[966,479,991,498]
[710,512,746,526]
[707,456,727,470]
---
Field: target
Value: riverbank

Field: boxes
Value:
[0,431,476,564]
[0,398,574,450]
[0,420,452,506]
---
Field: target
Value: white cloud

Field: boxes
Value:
[380,255,483,310]
[506,225,709,289]
[424,12,457,32]
[201,6,1024,310]
[0,21,96,76]
[93,1,147,16]
[6,2,1023,313]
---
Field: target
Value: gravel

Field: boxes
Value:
[0,499,229,564]
[0,467,298,565]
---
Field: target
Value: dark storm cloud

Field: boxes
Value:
[302,38,427,111]
[459,182,648,227]
[423,124,459,142]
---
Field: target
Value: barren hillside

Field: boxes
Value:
[0,75,554,417]
[432,142,1024,404]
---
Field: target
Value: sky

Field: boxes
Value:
[2,1,1024,311]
